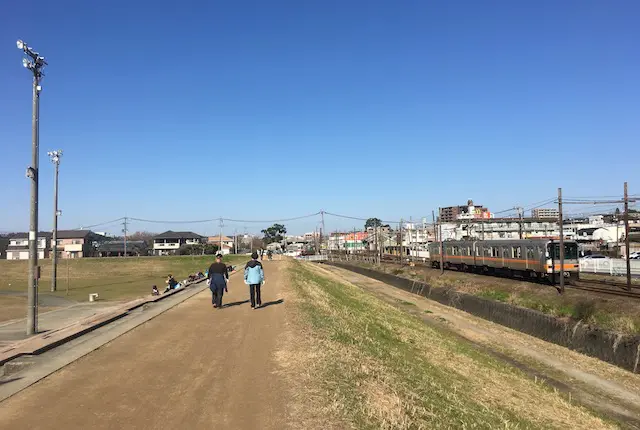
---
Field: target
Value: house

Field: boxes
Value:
[153,231,205,256]
[54,230,105,258]
[97,240,148,257]
[4,229,101,260]
[6,232,52,260]
[207,235,235,255]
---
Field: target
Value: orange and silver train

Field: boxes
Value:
[427,239,580,283]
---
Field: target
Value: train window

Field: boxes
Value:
[491,247,500,258]
[484,247,491,257]
[526,247,535,259]
[502,247,509,258]
[511,247,521,259]
[475,247,480,256]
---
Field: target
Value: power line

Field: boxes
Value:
[222,212,321,223]
[323,211,402,225]
[76,217,125,230]
[128,212,321,225]
[128,217,216,224]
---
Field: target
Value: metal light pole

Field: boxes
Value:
[18,40,47,336]
[48,150,63,292]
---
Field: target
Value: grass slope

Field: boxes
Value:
[288,261,614,429]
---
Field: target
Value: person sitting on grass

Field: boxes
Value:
[164,274,178,293]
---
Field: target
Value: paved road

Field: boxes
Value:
[0,261,289,430]
[0,302,119,342]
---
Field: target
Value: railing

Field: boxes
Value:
[579,258,640,277]
[295,254,328,262]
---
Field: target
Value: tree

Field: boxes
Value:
[250,237,265,252]
[179,243,219,255]
[262,223,287,244]
[365,218,382,230]
[128,231,157,247]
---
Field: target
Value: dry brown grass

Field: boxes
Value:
[320,263,640,424]
[0,255,246,303]
[0,296,35,322]
[292,261,616,429]
[355,260,640,335]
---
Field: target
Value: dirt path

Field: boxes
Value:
[313,263,640,427]
[0,261,289,430]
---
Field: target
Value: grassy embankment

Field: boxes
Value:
[347,260,640,335]
[0,255,248,320]
[285,261,614,429]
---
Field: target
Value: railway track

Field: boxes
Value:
[351,254,640,299]
[568,281,640,299]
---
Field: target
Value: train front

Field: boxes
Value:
[545,240,580,283]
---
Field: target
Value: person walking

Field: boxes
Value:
[208,254,229,309]
[244,251,265,309]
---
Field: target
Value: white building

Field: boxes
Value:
[531,208,559,219]
[6,233,51,260]
[441,219,565,241]
[153,231,205,256]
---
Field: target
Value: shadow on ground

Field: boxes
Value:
[259,299,284,309]
[223,300,250,308]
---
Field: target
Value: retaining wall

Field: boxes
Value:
[326,262,640,373]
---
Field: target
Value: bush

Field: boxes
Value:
[573,300,597,321]
[477,290,510,302]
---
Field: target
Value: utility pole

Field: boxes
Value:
[624,182,631,291]
[48,150,62,292]
[234,228,238,254]
[558,188,565,293]
[438,208,444,274]
[431,211,436,242]
[373,224,378,264]
[399,219,403,265]
[18,40,47,336]
[122,217,128,257]
[615,208,620,258]
[353,227,357,257]
[321,210,326,253]
[516,206,524,239]
[219,218,223,254]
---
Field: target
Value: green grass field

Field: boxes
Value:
[0,255,248,303]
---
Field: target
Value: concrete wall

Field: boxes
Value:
[326,262,640,374]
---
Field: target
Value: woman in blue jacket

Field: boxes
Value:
[244,252,265,309]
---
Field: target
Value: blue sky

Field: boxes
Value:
[1,0,638,236]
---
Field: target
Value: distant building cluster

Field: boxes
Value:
[439,200,493,223]
[531,208,559,219]
[5,230,105,260]
[326,201,640,258]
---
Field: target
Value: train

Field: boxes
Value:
[426,239,580,283]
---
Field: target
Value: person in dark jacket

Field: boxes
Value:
[208,254,229,308]
[244,252,265,309]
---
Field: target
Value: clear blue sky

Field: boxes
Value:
[1,0,638,236]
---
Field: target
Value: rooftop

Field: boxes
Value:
[154,231,204,240]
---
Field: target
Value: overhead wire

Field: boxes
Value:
[75,217,125,230]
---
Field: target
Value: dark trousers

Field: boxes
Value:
[249,283,262,307]
[210,275,226,308]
